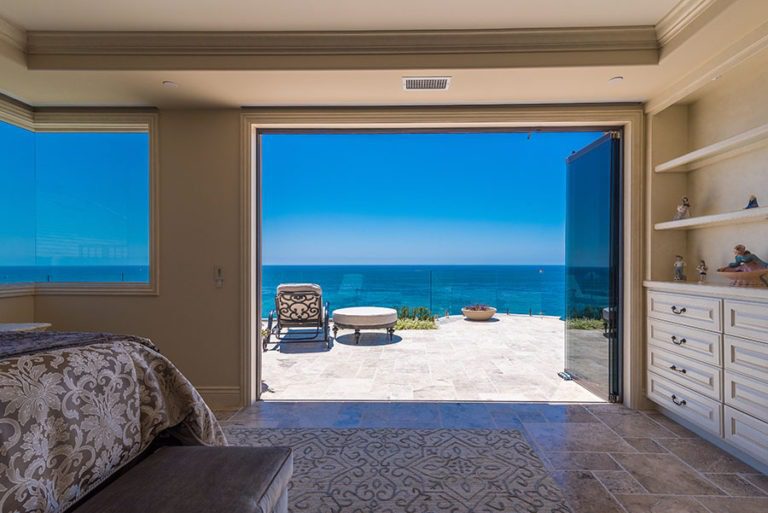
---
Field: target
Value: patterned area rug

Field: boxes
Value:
[224,427,571,513]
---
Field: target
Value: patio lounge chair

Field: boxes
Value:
[263,283,330,351]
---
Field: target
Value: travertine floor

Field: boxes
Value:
[262,315,603,402]
[216,402,768,513]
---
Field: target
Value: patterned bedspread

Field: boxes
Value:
[0,332,227,513]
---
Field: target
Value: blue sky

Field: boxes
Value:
[262,131,604,265]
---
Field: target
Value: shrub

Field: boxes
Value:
[396,306,434,321]
[567,317,605,330]
[463,304,493,311]
[395,318,437,330]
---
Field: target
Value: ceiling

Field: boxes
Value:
[0,0,767,109]
[1,0,679,31]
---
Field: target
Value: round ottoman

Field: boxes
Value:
[332,307,398,344]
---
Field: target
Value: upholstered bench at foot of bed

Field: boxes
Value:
[71,446,293,513]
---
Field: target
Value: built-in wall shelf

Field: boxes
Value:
[644,280,768,301]
[654,122,768,173]
[654,206,768,231]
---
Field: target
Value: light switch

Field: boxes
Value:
[214,265,224,288]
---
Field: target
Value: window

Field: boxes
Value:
[0,114,155,292]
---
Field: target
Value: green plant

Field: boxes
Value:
[567,317,605,330]
[395,318,437,330]
[396,306,434,321]
[463,304,492,311]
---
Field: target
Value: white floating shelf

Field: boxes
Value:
[655,122,768,173]
[654,206,768,231]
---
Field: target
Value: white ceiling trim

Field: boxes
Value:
[0,15,26,52]
[655,0,721,47]
[25,26,659,70]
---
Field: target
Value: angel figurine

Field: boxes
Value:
[696,260,708,283]
[673,196,691,220]
[673,255,687,281]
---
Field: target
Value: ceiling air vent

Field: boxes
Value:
[402,76,452,91]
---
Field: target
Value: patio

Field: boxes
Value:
[261,314,604,402]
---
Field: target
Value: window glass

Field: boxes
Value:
[0,121,36,283]
[0,120,150,285]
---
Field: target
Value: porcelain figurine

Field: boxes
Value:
[745,195,760,209]
[718,244,768,272]
[696,260,708,283]
[673,255,687,281]
[673,196,691,220]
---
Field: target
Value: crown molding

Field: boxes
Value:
[26,26,659,70]
[0,15,26,52]
[646,18,768,113]
[655,0,722,47]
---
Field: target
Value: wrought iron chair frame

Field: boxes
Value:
[263,288,330,351]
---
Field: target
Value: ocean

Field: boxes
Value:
[0,264,608,319]
[262,265,567,317]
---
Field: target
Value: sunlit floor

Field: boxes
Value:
[261,314,604,402]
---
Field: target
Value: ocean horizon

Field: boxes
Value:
[262,264,570,318]
[0,264,609,319]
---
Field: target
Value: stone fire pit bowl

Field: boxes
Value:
[461,306,497,321]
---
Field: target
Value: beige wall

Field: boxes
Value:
[0,295,35,322]
[33,109,243,403]
[686,60,768,273]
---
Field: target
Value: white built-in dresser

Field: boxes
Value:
[645,281,768,467]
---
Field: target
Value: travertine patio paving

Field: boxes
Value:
[262,315,604,402]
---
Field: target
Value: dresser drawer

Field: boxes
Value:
[725,370,768,423]
[725,300,768,344]
[724,406,768,465]
[647,291,722,331]
[648,371,722,436]
[724,335,768,382]
[648,346,722,400]
[648,318,722,366]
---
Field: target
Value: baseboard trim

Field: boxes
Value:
[197,386,242,410]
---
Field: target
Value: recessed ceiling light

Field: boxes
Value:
[608,76,624,84]
[161,80,178,88]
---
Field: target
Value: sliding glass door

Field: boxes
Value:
[562,132,622,401]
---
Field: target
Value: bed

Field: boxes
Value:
[0,331,226,513]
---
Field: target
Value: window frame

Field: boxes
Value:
[0,99,159,297]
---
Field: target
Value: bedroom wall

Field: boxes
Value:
[0,295,35,322]
[33,109,244,408]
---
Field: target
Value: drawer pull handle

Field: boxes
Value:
[671,394,687,406]
[669,365,687,374]
[671,336,687,345]
[670,306,687,315]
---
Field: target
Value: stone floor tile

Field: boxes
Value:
[544,452,622,471]
[523,422,636,453]
[622,437,667,453]
[657,438,758,473]
[615,495,710,513]
[643,412,698,438]
[704,473,767,497]
[549,470,624,513]
[742,473,768,494]
[593,411,679,438]
[592,470,648,494]
[694,496,768,513]
[610,453,723,495]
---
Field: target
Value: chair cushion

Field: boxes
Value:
[277,283,322,295]
[71,446,292,513]
[333,306,398,327]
